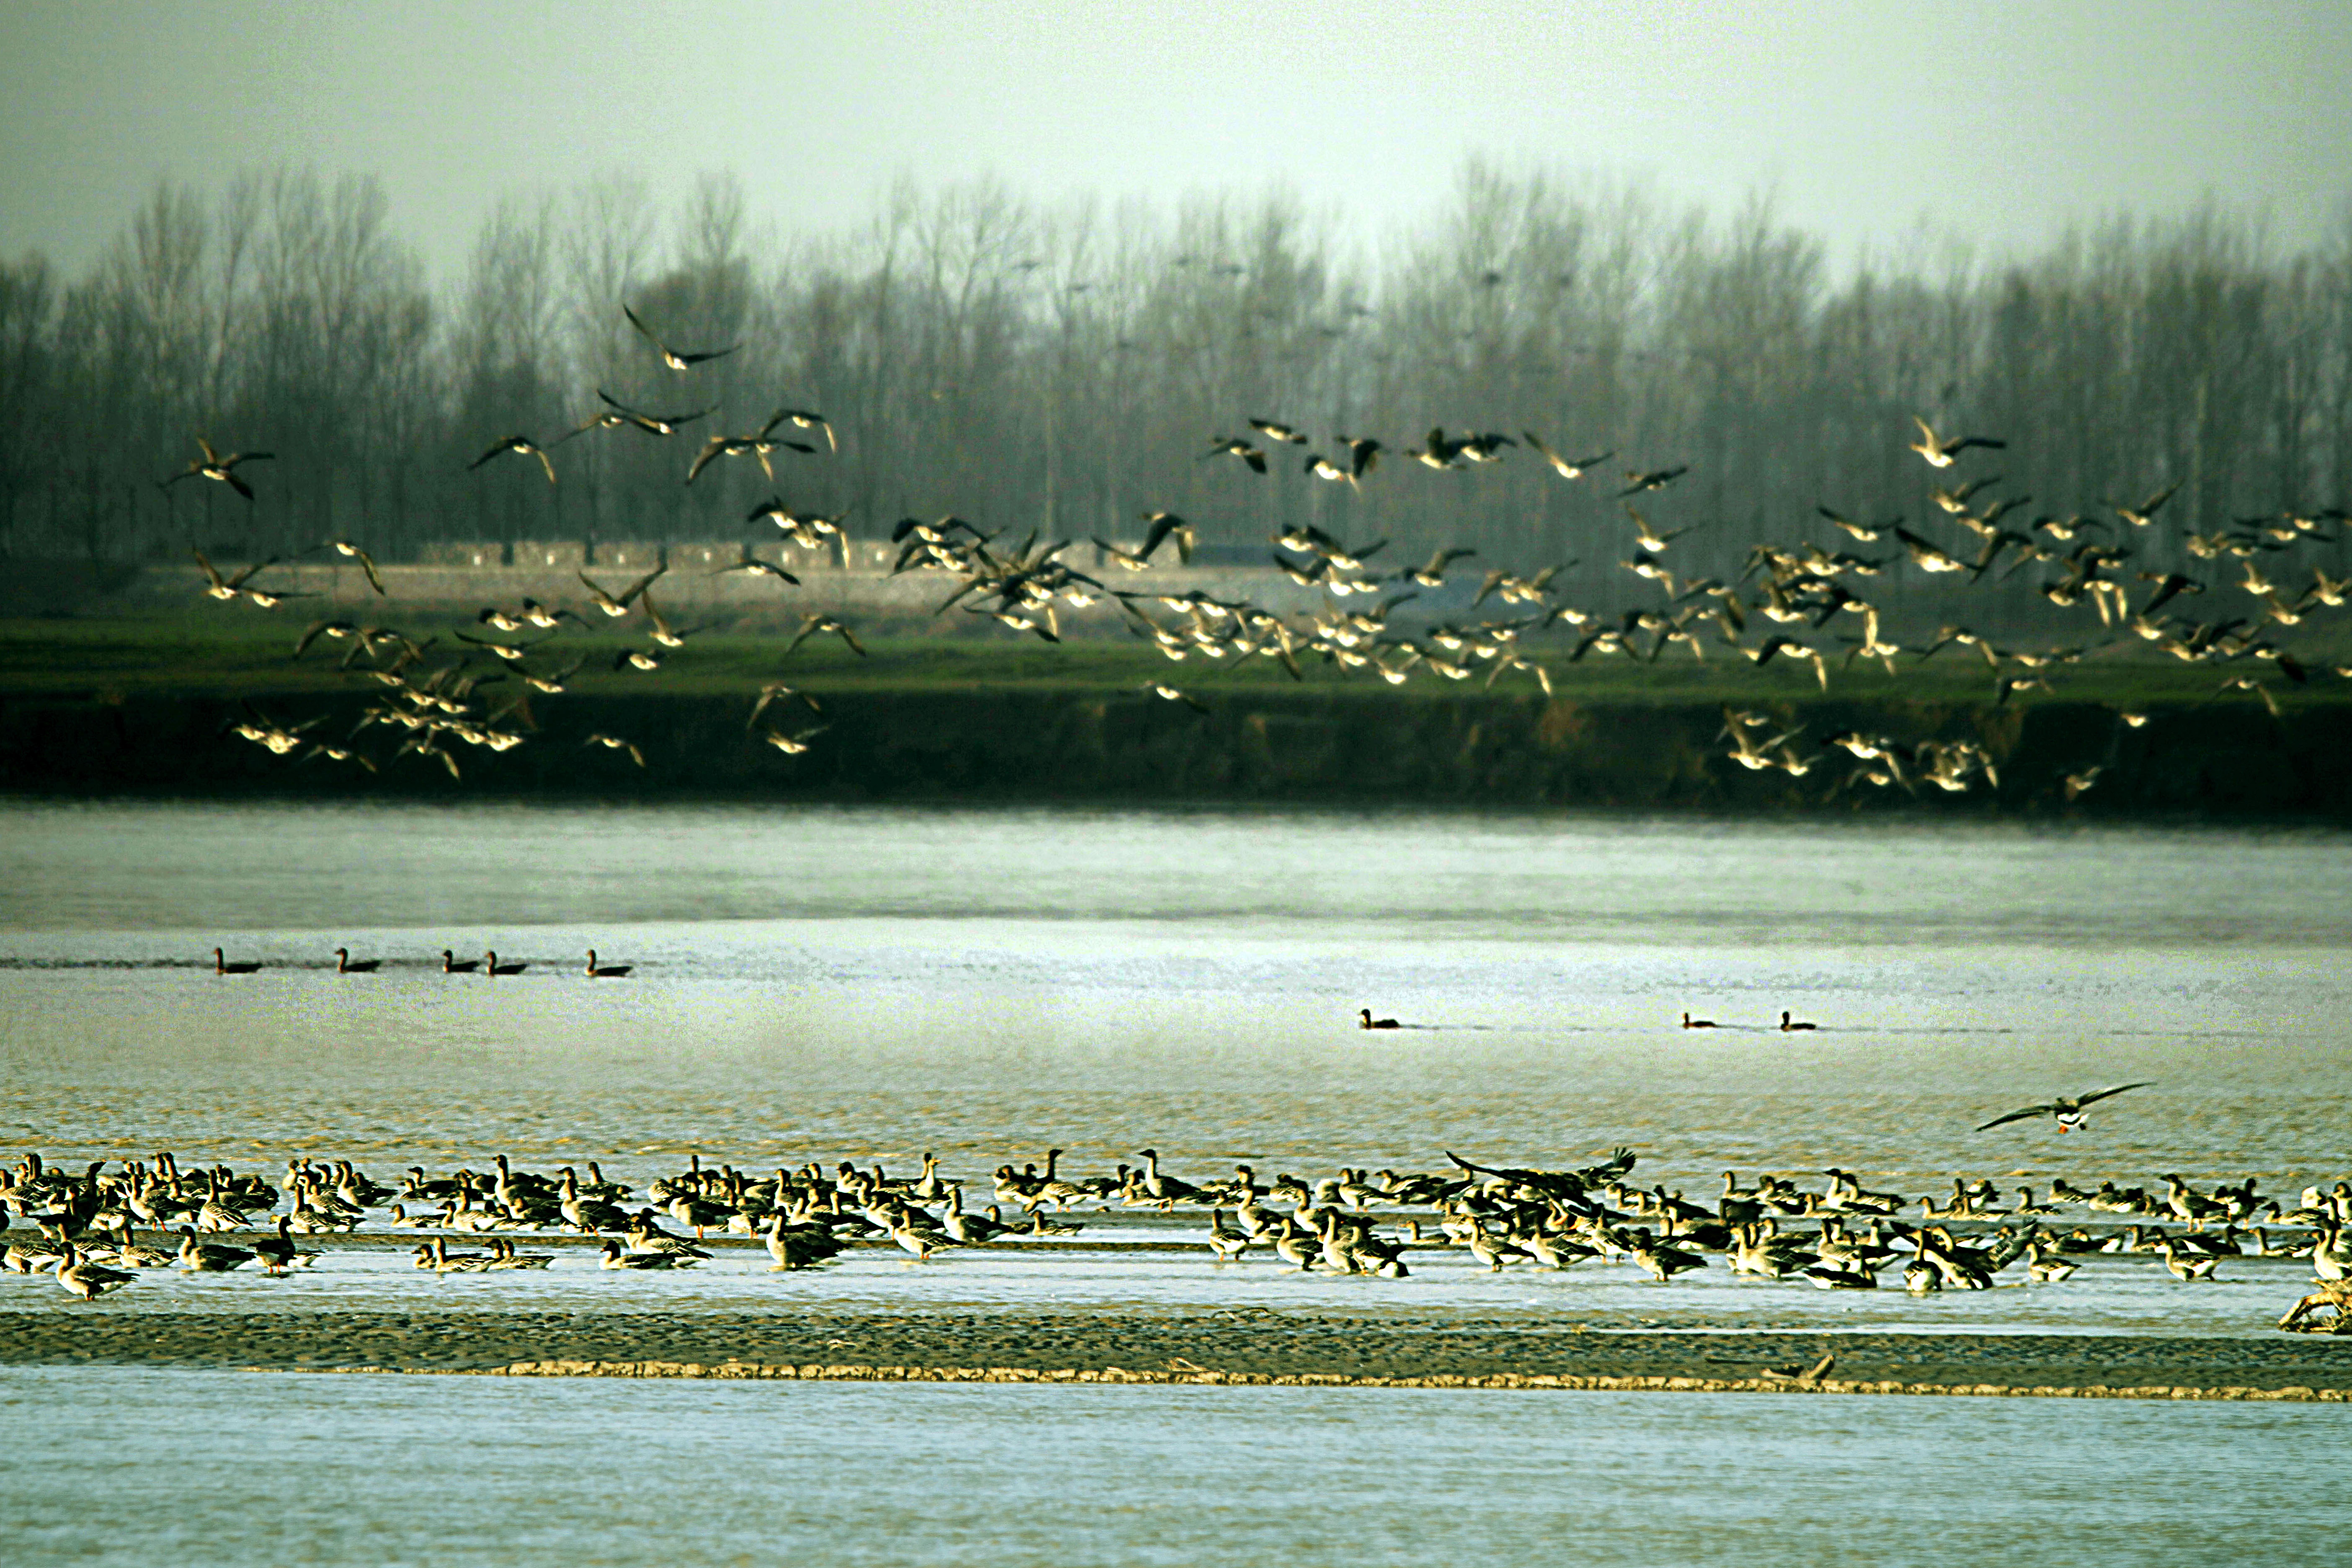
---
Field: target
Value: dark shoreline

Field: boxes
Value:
[6,1312,2349,1400]
[5,685,2348,817]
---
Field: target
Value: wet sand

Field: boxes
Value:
[6,1310,2347,1400]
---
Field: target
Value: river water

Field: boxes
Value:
[3,802,2348,1563]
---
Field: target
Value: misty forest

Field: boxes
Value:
[3,163,2350,624]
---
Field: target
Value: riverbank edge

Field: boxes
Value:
[287,1358,2352,1401]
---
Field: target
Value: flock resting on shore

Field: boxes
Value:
[6,1146,2348,1331]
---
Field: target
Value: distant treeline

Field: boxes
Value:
[2,163,2348,616]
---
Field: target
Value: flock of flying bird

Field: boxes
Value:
[167,300,2349,796]
[7,1145,2348,1328]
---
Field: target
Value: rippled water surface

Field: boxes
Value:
[3,803,2349,1330]
[2,1367,2345,1568]
[3,801,2345,1196]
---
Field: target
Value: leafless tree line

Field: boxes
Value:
[3,162,2348,624]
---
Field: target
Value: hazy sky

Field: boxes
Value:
[4,1,2349,284]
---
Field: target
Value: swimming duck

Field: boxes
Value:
[1681,1012,1717,1029]
[584,949,632,978]
[1778,1011,1817,1032]
[1358,1009,1400,1029]
[441,950,480,974]
[333,948,380,975]
[212,948,261,975]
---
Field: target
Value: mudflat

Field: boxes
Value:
[5,1310,2348,1399]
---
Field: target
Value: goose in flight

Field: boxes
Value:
[746,682,821,730]
[579,388,716,438]
[191,550,279,602]
[1617,464,1687,498]
[1908,416,2005,467]
[1337,434,1384,478]
[1304,452,1356,485]
[770,408,835,451]
[1145,682,1209,713]
[1398,547,1477,587]
[1816,506,1897,542]
[324,541,386,595]
[1133,512,1196,565]
[1358,1008,1400,1030]
[1629,508,1697,552]
[783,614,865,657]
[584,949,632,978]
[578,565,665,617]
[1893,526,1968,573]
[713,548,799,584]
[761,724,828,754]
[1203,437,1268,472]
[1975,1082,2153,1132]
[1248,417,1310,446]
[624,303,739,370]
[162,437,274,500]
[583,732,646,768]
[469,435,555,483]
[2113,481,2183,529]
[1523,432,1611,479]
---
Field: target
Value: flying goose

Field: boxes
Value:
[162,437,275,499]
[578,565,665,617]
[1248,417,1310,446]
[1975,1083,2152,1132]
[468,435,556,483]
[583,733,646,768]
[1523,432,1611,479]
[584,388,716,437]
[1616,464,1688,498]
[2112,481,2183,529]
[761,724,829,754]
[1908,416,2006,467]
[192,550,280,602]
[782,614,865,657]
[624,303,740,371]
[327,540,386,595]
[1202,437,1267,472]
